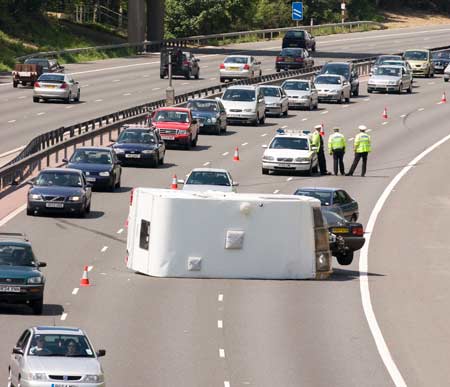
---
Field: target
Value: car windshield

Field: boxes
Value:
[269,137,309,150]
[35,172,82,187]
[222,89,256,102]
[375,56,401,65]
[186,172,231,186]
[280,48,303,57]
[282,81,310,91]
[294,190,332,206]
[153,110,189,123]
[374,67,401,76]
[383,61,405,67]
[28,334,95,358]
[285,30,305,39]
[38,74,64,83]
[261,87,281,97]
[70,150,112,165]
[315,75,341,85]
[186,101,218,112]
[404,51,428,61]
[117,130,156,144]
[432,51,450,59]
[224,57,248,64]
[24,59,49,67]
[0,243,36,266]
[322,64,349,78]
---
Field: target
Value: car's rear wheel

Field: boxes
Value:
[336,252,354,266]
[159,152,165,165]
[216,125,221,135]
[195,70,199,80]
[259,114,265,124]
[13,80,18,88]
[253,114,259,126]
[192,133,198,147]
[220,77,225,83]
[407,83,412,93]
[115,175,121,188]
[26,208,34,216]
[283,106,288,116]
[33,96,39,103]
[397,83,403,94]
[353,87,359,97]
[338,93,344,104]
[74,90,80,102]
[185,136,192,150]
[85,201,91,213]
[65,92,72,104]
[312,163,318,174]
[31,298,43,315]
[309,100,314,111]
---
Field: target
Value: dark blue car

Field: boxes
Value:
[186,99,227,135]
[27,168,92,217]
[294,187,359,221]
[0,233,46,314]
[112,126,166,167]
[64,147,122,191]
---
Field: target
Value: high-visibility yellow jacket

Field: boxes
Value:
[328,133,346,154]
[354,132,372,153]
[311,131,321,151]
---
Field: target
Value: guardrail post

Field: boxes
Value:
[100,133,104,146]
[64,147,68,160]
[55,149,59,164]
[38,159,42,171]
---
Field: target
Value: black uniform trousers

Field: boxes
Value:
[317,135,328,175]
[348,152,368,176]
[331,149,345,175]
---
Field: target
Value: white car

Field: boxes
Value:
[260,85,289,117]
[314,74,351,103]
[219,55,262,82]
[445,64,450,82]
[367,65,412,94]
[281,79,319,110]
[261,129,318,175]
[220,85,266,126]
[33,73,80,103]
[180,168,238,192]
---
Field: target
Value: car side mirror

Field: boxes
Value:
[232,182,239,187]
[96,349,106,357]
[262,144,268,148]
[62,158,69,163]
[38,262,47,268]
[12,347,24,355]
[311,146,318,152]
[177,179,185,184]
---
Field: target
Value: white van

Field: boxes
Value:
[126,189,332,280]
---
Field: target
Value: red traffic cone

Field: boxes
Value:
[80,266,90,287]
[382,107,388,120]
[441,92,447,103]
[320,123,325,137]
[233,147,240,161]
[171,174,178,189]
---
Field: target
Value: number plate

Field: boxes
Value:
[52,384,76,387]
[0,286,20,293]
[86,177,96,182]
[161,136,175,140]
[229,67,240,71]
[278,164,292,168]
[125,154,140,158]
[46,85,57,89]
[332,227,349,234]
[286,58,294,62]
[45,203,64,208]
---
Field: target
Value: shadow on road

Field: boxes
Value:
[327,268,385,281]
[0,303,64,316]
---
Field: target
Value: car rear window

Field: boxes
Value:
[222,89,256,102]
[285,31,305,39]
[186,172,230,186]
[295,190,332,206]
[0,243,35,266]
[186,101,218,112]
[280,48,303,57]
[38,74,65,83]
[224,57,248,64]
[282,81,309,91]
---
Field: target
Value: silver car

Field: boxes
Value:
[33,73,80,103]
[444,64,450,82]
[8,326,106,387]
[180,168,238,192]
[281,79,319,110]
[219,55,262,82]
[367,65,412,94]
[314,74,351,103]
[260,85,289,117]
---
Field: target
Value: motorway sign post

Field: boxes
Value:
[292,2,303,26]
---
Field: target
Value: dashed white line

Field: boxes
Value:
[320,110,329,115]
[400,114,406,118]
[364,98,370,102]
[101,246,108,253]
[301,118,308,121]
[261,133,268,137]
[18,96,26,99]
[61,313,68,321]
[203,65,209,68]
[281,125,288,129]
[182,82,189,85]
[84,84,90,87]
[382,122,388,126]
[117,228,124,234]
[95,99,103,102]
[218,294,224,302]
[222,152,229,156]
[72,288,79,295]
[343,104,349,108]
[113,79,121,82]
[219,348,226,358]
[209,77,217,80]
[224,382,230,387]
[418,107,425,111]
[152,87,161,91]
[366,129,372,132]
[87,265,94,272]
[65,106,74,109]
[286,177,293,182]
[123,93,131,96]
[7,120,16,123]
[143,75,149,78]
[241,142,248,146]
[217,320,223,329]
[428,81,435,85]
[273,189,280,194]
[37,112,45,116]
[203,161,211,166]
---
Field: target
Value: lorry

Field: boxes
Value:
[126,189,332,280]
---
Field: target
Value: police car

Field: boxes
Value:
[261,129,319,175]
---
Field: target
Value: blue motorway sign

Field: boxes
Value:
[292,2,303,21]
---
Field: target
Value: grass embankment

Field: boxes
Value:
[0,14,127,72]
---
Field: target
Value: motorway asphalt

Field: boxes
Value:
[1,23,450,158]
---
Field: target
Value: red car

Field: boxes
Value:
[151,107,200,149]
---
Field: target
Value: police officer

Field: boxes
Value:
[328,127,346,175]
[346,125,372,177]
[311,125,329,175]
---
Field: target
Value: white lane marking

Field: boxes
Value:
[241,142,248,146]
[37,112,45,116]
[65,106,74,109]
[209,77,217,80]
[218,293,224,302]
[203,161,211,166]
[366,129,372,132]
[364,98,370,102]
[152,87,161,91]
[343,104,349,108]
[123,93,131,96]
[18,96,26,99]
[72,288,79,295]
[143,75,149,78]
[222,152,229,156]
[428,81,435,85]
[349,137,354,142]
[7,120,16,123]
[261,133,268,137]
[418,107,425,111]
[113,79,121,82]
[203,65,209,68]
[0,145,25,159]
[0,204,26,227]
[281,125,288,129]
[95,99,103,102]
[320,110,329,115]
[273,189,280,194]
[286,177,293,182]
[101,246,108,253]
[301,118,308,121]
[224,382,230,387]
[218,320,223,329]
[219,348,226,358]
[71,60,160,75]
[359,132,450,387]
[400,114,406,118]
[265,67,272,71]
[84,84,90,87]
[117,228,124,234]
[87,265,94,272]
[424,37,430,41]
[382,122,388,125]
[60,313,68,321]
[182,82,189,85]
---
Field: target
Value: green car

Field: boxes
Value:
[0,233,46,314]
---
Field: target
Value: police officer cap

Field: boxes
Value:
[314,125,322,130]
[333,127,340,132]
[358,125,367,131]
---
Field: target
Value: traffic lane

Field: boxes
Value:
[368,137,450,386]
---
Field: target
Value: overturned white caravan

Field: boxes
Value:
[126,189,332,280]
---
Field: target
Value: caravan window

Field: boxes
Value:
[139,220,150,250]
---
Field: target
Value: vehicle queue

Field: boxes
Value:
[3,30,449,386]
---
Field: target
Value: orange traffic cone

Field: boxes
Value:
[320,123,325,137]
[171,174,178,189]
[80,266,90,287]
[441,92,447,103]
[382,107,388,120]
[233,147,240,161]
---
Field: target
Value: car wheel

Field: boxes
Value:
[65,92,72,104]
[283,106,288,116]
[216,125,221,135]
[185,70,191,80]
[160,73,165,79]
[407,83,412,93]
[314,101,319,110]
[338,93,344,104]
[430,70,434,78]
[253,114,259,126]
[262,168,269,175]
[26,208,34,216]
[151,155,158,168]
[86,200,91,213]
[312,44,316,52]
[309,100,314,111]
[345,95,350,103]
[276,68,280,73]
[33,96,39,103]
[336,252,354,266]
[31,298,44,315]
[22,81,27,86]
[159,151,165,165]
[353,87,359,97]
[185,136,192,150]
[259,114,265,124]
[312,163,318,174]
[445,78,449,82]
[13,80,18,88]
[115,176,121,188]
[192,133,198,147]
[259,70,262,77]
[367,88,372,94]
[221,123,227,133]
[308,163,314,176]
[78,202,87,217]
[74,90,80,102]
[220,77,225,83]
[397,83,402,94]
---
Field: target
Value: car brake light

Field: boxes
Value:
[295,57,304,62]
[60,83,68,89]
[34,82,40,88]
[219,63,225,69]
[276,56,284,62]
[243,64,250,70]
[129,188,135,206]
[352,226,364,236]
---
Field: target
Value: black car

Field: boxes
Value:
[320,62,360,96]
[186,99,227,135]
[0,233,47,314]
[282,29,316,51]
[27,168,92,217]
[275,48,314,72]
[294,187,359,221]
[432,50,450,73]
[322,210,365,265]
[112,126,166,167]
[160,49,200,80]
[64,147,122,191]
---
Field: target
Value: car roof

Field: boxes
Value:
[260,85,282,89]
[316,74,343,78]
[189,98,217,103]
[0,233,31,247]
[378,65,403,69]
[156,107,190,112]
[226,85,257,90]
[404,48,429,52]
[296,187,342,192]
[273,132,310,139]
[32,326,85,336]
[121,126,155,132]
[324,62,350,67]
[40,168,82,174]
[190,168,229,173]
[75,147,112,152]
[225,55,251,58]
[284,79,310,82]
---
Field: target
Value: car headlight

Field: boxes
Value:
[69,196,81,202]
[99,171,110,176]
[84,374,104,383]
[295,157,310,162]
[28,372,46,381]
[388,81,397,85]
[177,129,186,134]
[84,171,90,176]
[27,276,43,284]
[300,96,309,100]
[243,109,254,112]
[114,148,124,154]
[29,194,43,201]
[262,155,274,161]
[141,150,154,154]
[422,63,428,68]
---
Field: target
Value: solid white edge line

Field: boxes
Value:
[359,132,450,387]
[0,204,26,228]
[0,145,26,159]
[101,246,108,252]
